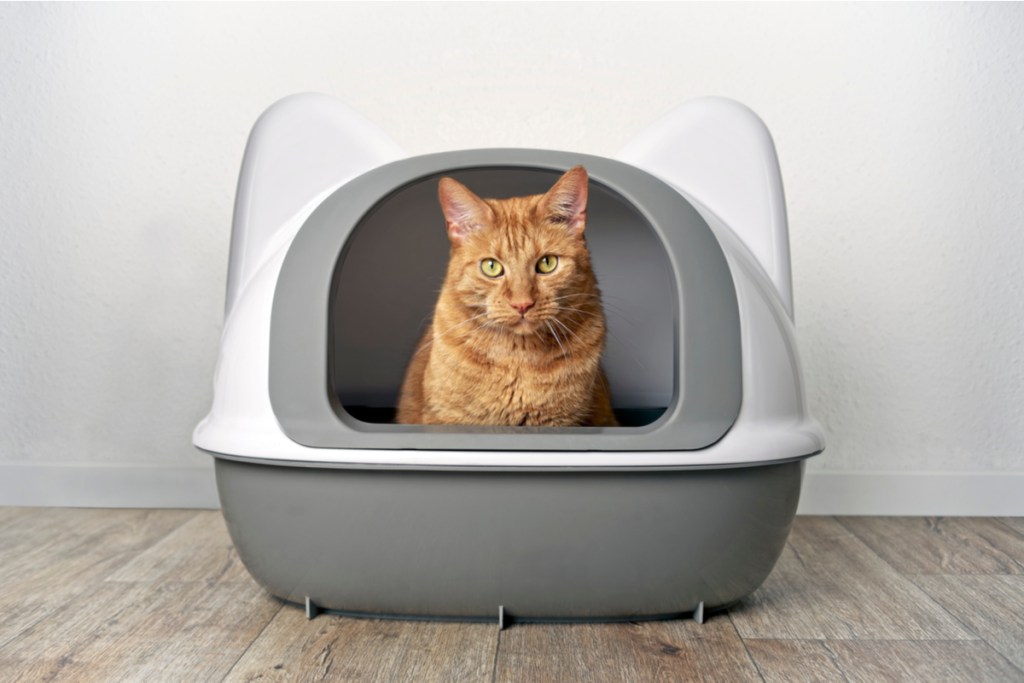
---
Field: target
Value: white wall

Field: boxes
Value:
[1,3,1022,512]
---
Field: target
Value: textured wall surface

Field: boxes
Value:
[1,4,1022,481]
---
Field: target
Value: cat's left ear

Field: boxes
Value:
[540,165,588,236]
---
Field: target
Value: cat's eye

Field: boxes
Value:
[481,258,504,278]
[536,255,559,274]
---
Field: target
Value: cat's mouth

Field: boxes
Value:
[495,315,542,335]
[508,317,539,334]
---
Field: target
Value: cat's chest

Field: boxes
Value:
[427,346,593,426]
[475,367,575,424]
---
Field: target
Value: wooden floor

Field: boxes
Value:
[1,510,1023,682]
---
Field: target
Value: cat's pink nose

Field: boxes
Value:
[510,300,535,316]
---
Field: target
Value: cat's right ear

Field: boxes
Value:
[438,177,494,244]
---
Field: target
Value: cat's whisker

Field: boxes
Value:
[602,307,638,326]
[531,327,545,349]
[594,301,639,326]
[550,316,584,350]
[545,320,568,359]
[600,322,649,373]
[556,305,600,317]
[550,292,636,323]
[564,299,632,320]
[555,308,609,331]
[549,296,630,319]
[608,330,647,370]
[548,323,581,360]
[412,310,493,356]
[555,307,648,372]
[548,293,602,304]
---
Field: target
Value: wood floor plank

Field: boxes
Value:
[839,517,1024,575]
[493,616,760,683]
[728,517,975,640]
[0,579,282,682]
[0,508,74,577]
[0,508,197,589]
[5,509,1024,682]
[913,574,1024,672]
[0,506,34,531]
[105,511,250,584]
[0,508,158,579]
[998,517,1024,536]
[0,508,197,649]
[744,640,847,682]
[0,657,94,683]
[829,640,1023,682]
[224,608,497,682]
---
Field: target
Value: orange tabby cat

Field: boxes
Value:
[397,166,617,426]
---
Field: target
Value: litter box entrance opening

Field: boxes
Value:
[269,149,741,451]
[329,167,676,427]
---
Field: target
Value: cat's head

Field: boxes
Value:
[437,166,598,336]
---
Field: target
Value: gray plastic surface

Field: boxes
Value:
[214,456,804,620]
[269,149,742,451]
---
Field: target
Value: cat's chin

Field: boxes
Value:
[502,318,541,336]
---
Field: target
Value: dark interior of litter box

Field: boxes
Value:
[329,168,676,427]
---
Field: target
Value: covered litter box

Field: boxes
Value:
[194,93,824,623]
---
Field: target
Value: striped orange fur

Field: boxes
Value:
[396,166,617,427]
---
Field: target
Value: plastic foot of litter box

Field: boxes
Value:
[305,596,319,620]
[498,605,506,630]
[693,601,705,625]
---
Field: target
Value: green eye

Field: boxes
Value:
[536,255,559,274]
[481,258,504,278]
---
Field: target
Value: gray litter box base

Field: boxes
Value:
[213,456,805,621]
[293,599,734,627]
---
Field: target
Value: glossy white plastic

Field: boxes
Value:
[193,94,823,468]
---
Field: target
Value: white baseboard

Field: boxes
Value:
[1,463,1022,516]
[799,470,1024,516]
[0,462,220,509]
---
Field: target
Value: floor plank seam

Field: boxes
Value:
[974,640,1024,677]
[832,516,875,552]
[833,516,991,643]
[0,510,203,658]
[993,518,1024,541]
[729,612,767,683]
[97,510,204,584]
[903,573,989,644]
[219,597,286,681]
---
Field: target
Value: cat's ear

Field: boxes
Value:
[438,177,494,244]
[540,165,588,236]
